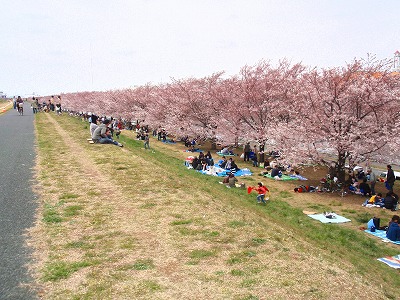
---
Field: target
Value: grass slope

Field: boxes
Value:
[30,113,400,300]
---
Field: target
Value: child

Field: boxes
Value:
[362,193,382,206]
[250,182,270,204]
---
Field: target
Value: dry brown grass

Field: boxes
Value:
[29,113,399,300]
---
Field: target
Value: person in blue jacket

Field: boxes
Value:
[386,215,400,241]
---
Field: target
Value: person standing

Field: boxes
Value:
[144,133,150,149]
[49,96,55,112]
[367,169,377,195]
[31,97,38,114]
[55,95,62,115]
[243,142,251,162]
[386,165,395,192]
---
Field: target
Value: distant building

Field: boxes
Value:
[0,91,7,99]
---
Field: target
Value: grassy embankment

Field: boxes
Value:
[31,112,400,300]
[0,99,13,114]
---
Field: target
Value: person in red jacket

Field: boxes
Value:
[251,182,269,204]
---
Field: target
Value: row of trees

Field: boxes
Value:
[59,57,400,182]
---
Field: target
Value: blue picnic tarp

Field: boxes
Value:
[364,229,400,245]
[185,161,252,177]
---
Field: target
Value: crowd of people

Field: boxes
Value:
[90,118,123,147]
[362,191,399,211]
[187,151,215,171]
[37,106,400,214]
[367,215,400,242]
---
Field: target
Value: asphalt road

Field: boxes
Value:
[0,103,38,299]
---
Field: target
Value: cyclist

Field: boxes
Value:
[16,96,23,115]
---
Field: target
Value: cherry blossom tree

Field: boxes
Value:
[218,60,304,150]
[58,56,399,179]
[158,73,224,144]
[285,58,400,182]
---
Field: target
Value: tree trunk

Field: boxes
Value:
[210,138,217,150]
[336,151,347,183]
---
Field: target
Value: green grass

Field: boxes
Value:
[131,259,155,270]
[171,219,192,225]
[189,249,215,259]
[138,280,162,292]
[59,193,79,200]
[64,205,84,217]
[43,261,94,281]
[228,220,247,228]
[43,203,63,223]
[251,238,266,245]
[230,269,245,276]
[65,241,94,250]
[139,202,156,208]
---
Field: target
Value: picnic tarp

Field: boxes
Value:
[264,174,299,181]
[185,161,252,177]
[184,149,202,153]
[377,255,400,269]
[216,151,236,156]
[198,164,252,177]
[364,229,400,245]
[307,213,351,224]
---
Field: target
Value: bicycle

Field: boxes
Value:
[18,103,23,116]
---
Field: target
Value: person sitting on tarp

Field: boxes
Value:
[363,193,383,206]
[220,156,227,168]
[222,173,238,188]
[359,178,371,196]
[191,157,200,170]
[225,158,240,172]
[349,180,362,194]
[201,159,208,171]
[384,192,399,211]
[205,151,214,166]
[386,215,400,241]
[184,137,191,147]
[198,152,205,161]
[270,165,281,178]
[220,146,230,155]
[367,217,381,231]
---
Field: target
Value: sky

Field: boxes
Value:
[1,0,399,97]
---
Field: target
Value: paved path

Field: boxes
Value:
[0,103,38,299]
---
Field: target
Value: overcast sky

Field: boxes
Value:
[1,0,399,97]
